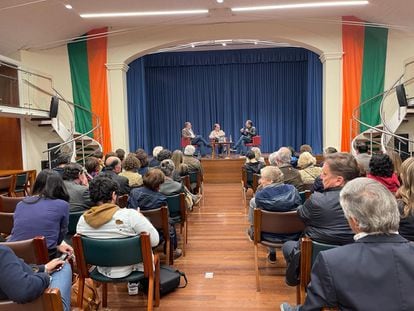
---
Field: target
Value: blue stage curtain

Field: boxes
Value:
[127,47,322,153]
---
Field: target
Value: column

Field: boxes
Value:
[106,62,130,151]
[319,52,343,150]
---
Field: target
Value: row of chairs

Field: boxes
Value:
[0,174,30,197]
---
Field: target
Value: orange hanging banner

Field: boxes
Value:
[341,16,365,152]
[87,27,112,153]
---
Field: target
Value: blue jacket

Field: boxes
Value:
[128,187,166,211]
[0,246,49,303]
[255,183,301,212]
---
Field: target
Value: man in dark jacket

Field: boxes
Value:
[282,152,360,286]
[281,178,414,311]
[0,246,71,311]
[100,156,130,195]
[249,166,302,263]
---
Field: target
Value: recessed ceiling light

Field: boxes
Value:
[65,4,72,9]
[232,1,369,12]
[80,9,209,18]
[217,0,224,3]
[191,44,195,48]
[222,42,227,46]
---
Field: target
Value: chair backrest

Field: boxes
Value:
[181,175,191,190]
[252,174,260,192]
[73,233,153,278]
[0,212,14,235]
[241,167,250,189]
[15,173,29,188]
[68,211,85,235]
[299,190,311,204]
[0,236,49,264]
[141,206,169,235]
[0,175,14,196]
[252,135,261,145]
[253,209,305,243]
[0,288,63,311]
[189,171,202,191]
[180,137,191,148]
[117,194,129,208]
[166,193,186,220]
[0,196,24,213]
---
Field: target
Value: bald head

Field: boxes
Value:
[105,156,122,174]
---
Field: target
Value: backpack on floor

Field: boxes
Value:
[141,265,188,296]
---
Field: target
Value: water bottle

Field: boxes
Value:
[229,135,232,143]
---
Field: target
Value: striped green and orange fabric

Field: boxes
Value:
[67,27,112,153]
[341,17,388,152]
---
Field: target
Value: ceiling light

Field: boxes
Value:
[232,1,369,12]
[65,4,72,9]
[254,41,258,45]
[217,0,224,3]
[191,44,195,48]
[80,9,209,18]
[222,43,227,46]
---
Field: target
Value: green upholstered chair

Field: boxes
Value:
[241,167,259,207]
[188,170,203,197]
[0,196,24,213]
[67,211,84,236]
[14,173,30,196]
[72,233,160,311]
[141,206,171,265]
[166,193,187,256]
[297,237,338,305]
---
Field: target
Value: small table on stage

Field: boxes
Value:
[211,141,232,159]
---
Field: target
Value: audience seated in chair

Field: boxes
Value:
[171,150,190,182]
[396,157,414,241]
[85,157,101,180]
[367,153,400,193]
[115,148,126,162]
[0,245,71,311]
[281,177,414,311]
[149,146,163,168]
[182,145,204,190]
[52,153,71,176]
[297,152,322,186]
[92,150,105,172]
[128,169,182,258]
[136,148,150,176]
[275,147,304,191]
[8,169,73,260]
[250,147,266,164]
[282,153,360,286]
[244,151,266,188]
[248,166,301,263]
[62,163,92,212]
[119,154,143,188]
[100,156,130,195]
[76,176,159,293]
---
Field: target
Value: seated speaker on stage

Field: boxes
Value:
[232,120,256,155]
[209,123,226,156]
[181,121,211,157]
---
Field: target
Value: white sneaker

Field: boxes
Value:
[127,282,139,295]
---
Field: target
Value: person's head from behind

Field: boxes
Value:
[55,153,71,167]
[93,151,104,160]
[322,153,360,189]
[397,157,414,217]
[115,148,126,162]
[251,147,262,161]
[340,177,399,234]
[135,149,149,167]
[299,144,313,154]
[104,152,117,163]
[85,157,100,174]
[172,150,184,166]
[369,154,394,178]
[246,150,257,163]
[184,145,196,156]
[123,154,141,172]
[152,146,163,158]
[245,120,253,128]
[62,163,84,182]
[160,159,175,178]
[89,176,119,205]
[268,151,278,166]
[143,169,165,192]
[387,150,402,176]
[157,149,172,162]
[324,147,338,156]
[297,152,316,169]
[105,156,122,174]
[260,166,284,186]
[184,122,192,129]
[32,169,69,201]
[356,142,368,154]
[276,147,292,165]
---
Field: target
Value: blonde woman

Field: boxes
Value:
[297,151,322,184]
[119,154,143,188]
[397,157,414,241]
[171,150,189,179]
[251,147,265,164]
[387,150,403,179]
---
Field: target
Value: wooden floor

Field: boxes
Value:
[105,183,297,310]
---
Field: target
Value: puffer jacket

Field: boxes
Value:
[255,183,301,212]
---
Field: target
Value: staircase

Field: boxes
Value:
[351,57,414,158]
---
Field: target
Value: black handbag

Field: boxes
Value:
[141,265,187,296]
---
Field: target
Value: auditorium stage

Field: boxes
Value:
[201,156,245,183]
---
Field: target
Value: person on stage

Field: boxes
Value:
[209,123,226,156]
[181,122,211,157]
[232,120,257,155]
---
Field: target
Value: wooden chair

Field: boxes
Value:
[141,206,171,265]
[297,237,338,305]
[241,167,256,206]
[253,208,305,291]
[117,194,129,208]
[189,171,203,197]
[299,190,311,204]
[0,288,63,311]
[245,135,261,148]
[72,233,160,311]
[166,193,187,256]
[0,175,15,197]
[0,212,14,237]
[0,236,49,264]
[0,196,24,213]
[181,175,191,192]
[14,173,30,196]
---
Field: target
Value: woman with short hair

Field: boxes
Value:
[368,154,400,193]
[297,151,322,185]
[119,154,143,188]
